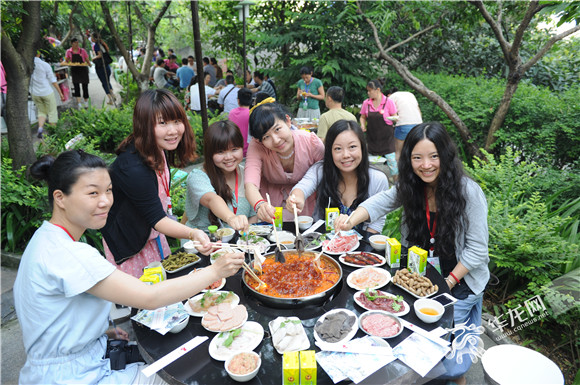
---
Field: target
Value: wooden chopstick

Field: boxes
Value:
[242,261,267,287]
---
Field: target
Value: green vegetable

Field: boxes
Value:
[223,328,242,347]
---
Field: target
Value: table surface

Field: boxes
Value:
[133,223,453,385]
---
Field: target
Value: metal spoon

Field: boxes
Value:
[292,202,305,257]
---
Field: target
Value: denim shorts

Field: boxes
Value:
[384,152,398,176]
[394,124,418,140]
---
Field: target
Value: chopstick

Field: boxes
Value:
[242,261,267,288]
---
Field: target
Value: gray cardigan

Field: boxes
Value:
[293,161,389,233]
[360,177,490,294]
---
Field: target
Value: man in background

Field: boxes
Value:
[175,58,194,91]
[153,58,176,89]
[203,57,217,87]
[218,74,239,114]
[317,86,356,141]
[30,51,65,138]
[251,71,276,99]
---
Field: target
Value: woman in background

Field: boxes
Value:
[90,32,116,105]
[65,38,91,108]
[102,89,212,278]
[287,119,388,233]
[184,120,256,233]
[296,66,325,119]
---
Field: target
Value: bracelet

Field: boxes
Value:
[449,272,461,284]
[188,228,199,241]
[253,199,266,211]
[445,277,454,286]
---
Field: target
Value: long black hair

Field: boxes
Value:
[30,150,108,207]
[397,121,467,260]
[248,102,292,141]
[316,120,370,217]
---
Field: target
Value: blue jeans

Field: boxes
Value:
[95,65,112,94]
[394,124,417,140]
[439,291,484,379]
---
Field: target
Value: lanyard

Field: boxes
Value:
[424,188,437,257]
[52,223,76,241]
[233,169,239,215]
[157,167,172,216]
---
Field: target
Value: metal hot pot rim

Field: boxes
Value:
[242,249,343,308]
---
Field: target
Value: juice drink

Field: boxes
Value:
[325,208,339,232]
[283,351,299,385]
[300,350,317,384]
[407,246,428,276]
[386,238,401,268]
[274,207,283,231]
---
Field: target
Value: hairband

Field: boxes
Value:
[249,97,276,115]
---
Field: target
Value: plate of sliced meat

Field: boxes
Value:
[322,234,359,255]
[202,303,248,333]
[347,267,391,291]
[354,289,410,316]
[339,251,386,268]
[184,291,240,317]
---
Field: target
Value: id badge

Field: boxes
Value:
[302,100,308,110]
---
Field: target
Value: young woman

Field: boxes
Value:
[184,120,257,232]
[296,66,325,119]
[101,89,212,278]
[360,79,398,178]
[287,120,389,233]
[65,38,91,108]
[90,32,116,105]
[14,150,243,384]
[335,122,489,384]
[245,101,324,222]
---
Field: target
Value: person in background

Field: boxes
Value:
[65,38,91,109]
[187,55,195,70]
[101,89,213,278]
[296,66,325,120]
[210,57,223,80]
[218,74,239,114]
[245,101,324,222]
[153,58,176,90]
[360,79,398,178]
[90,32,116,106]
[30,51,65,139]
[189,72,217,114]
[203,57,217,87]
[14,149,243,384]
[251,71,276,99]
[254,91,271,106]
[183,120,257,233]
[245,70,255,87]
[136,47,147,70]
[175,58,194,91]
[228,88,252,156]
[288,120,388,233]
[386,87,423,162]
[335,122,489,385]
[215,69,233,88]
[317,86,356,142]
[164,54,179,72]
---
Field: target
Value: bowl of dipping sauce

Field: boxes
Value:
[182,240,198,254]
[369,235,388,251]
[216,227,235,243]
[414,298,445,323]
[297,216,313,231]
[225,351,261,382]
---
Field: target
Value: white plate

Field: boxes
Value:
[202,305,248,333]
[188,267,226,291]
[313,308,358,345]
[162,254,201,273]
[236,235,270,254]
[208,321,264,361]
[184,291,240,317]
[248,224,273,236]
[339,252,386,268]
[393,281,438,299]
[322,240,360,256]
[300,232,325,251]
[269,316,310,354]
[346,267,391,291]
[353,290,410,316]
[210,247,241,264]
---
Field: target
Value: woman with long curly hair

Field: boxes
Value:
[183,120,257,233]
[286,119,388,233]
[335,121,489,384]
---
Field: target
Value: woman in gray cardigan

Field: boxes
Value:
[335,121,489,385]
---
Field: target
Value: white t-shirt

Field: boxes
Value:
[190,83,216,111]
[389,91,422,126]
[218,84,240,114]
[30,57,57,97]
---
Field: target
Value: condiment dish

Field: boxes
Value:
[225,351,261,382]
[183,240,198,254]
[216,227,235,242]
[369,235,388,251]
[169,316,189,334]
[414,298,445,323]
[297,216,313,231]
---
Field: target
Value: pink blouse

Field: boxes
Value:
[65,47,90,63]
[361,94,397,126]
[245,130,324,220]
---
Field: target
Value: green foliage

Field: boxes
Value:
[382,208,402,241]
[1,158,49,252]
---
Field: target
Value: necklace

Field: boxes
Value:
[278,150,294,160]
[51,223,76,241]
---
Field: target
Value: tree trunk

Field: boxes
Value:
[485,72,520,150]
[1,1,41,169]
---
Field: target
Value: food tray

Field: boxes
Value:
[392,281,438,299]
[346,267,391,291]
[339,251,386,268]
[353,290,410,316]
[208,321,264,361]
[163,254,201,273]
[269,316,310,354]
[184,291,240,317]
[313,308,358,345]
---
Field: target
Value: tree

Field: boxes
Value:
[469,0,580,149]
[1,1,41,169]
[100,0,171,93]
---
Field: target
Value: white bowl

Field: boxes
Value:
[297,216,313,231]
[224,351,261,382]
[183,240,198,254]
[369,235,388,251]
[268,231,295,243]
[169,316,189,334]
[216,227,235,242]
[414,298,445,323]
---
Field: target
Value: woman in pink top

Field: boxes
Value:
[360,79,398,177]
[65,38,91,108]
[245,102,324,222]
